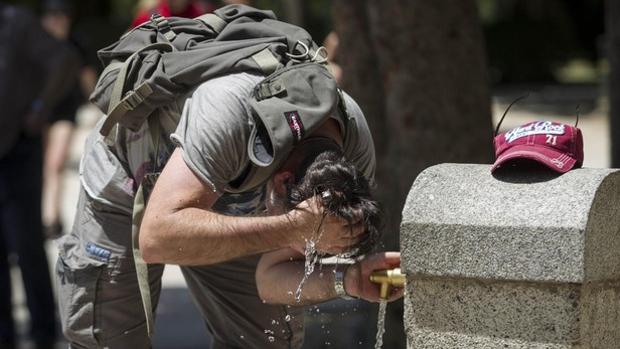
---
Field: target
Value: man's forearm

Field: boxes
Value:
[256,250,404,305]
[256,250,339,306]
[139,149,309,265]
[140,206,301,265]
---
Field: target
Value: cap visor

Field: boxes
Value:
[247,124,274,167]
[492,144,577,174]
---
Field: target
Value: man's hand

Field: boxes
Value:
[344,252,403,302]
[287,196,365,255]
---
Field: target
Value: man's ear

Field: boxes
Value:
[272,171,294,195]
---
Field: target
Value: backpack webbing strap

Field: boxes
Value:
[100,42,174,137]
[147,112,162,168]
[151,13,177,41]
[101,82,153,136]
[196,13,227,34]
[130,114,165,339]
[251,47,280,75]
[335,88,350,139]
[131,179,155,338]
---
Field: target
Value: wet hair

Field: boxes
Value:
[287,149,381,257]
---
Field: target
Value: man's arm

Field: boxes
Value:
[140,148,364,265]
[256,249,403,305]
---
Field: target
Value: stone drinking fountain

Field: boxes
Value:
[398,163,620,348]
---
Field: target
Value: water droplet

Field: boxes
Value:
[239,335,244,339]
[284,315,291,322]
[268,336,275,342]
[295,238,320,302]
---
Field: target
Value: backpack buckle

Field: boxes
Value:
[254,80,286,101]
[150,13,176,41]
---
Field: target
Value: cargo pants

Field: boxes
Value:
[56,187,305,348]
[55,188,164,348]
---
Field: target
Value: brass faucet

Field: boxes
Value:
[369,268,406,300]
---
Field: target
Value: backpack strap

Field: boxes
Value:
[100,42,174,137]
[251,47,281,75]
[335,88,350,139]
[131,174,159,339]
[195,13,227,33]
[151,13,176,41]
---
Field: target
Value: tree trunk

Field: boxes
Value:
[607,0,620,167]
[282,0,304,26]
[333,1,493,347]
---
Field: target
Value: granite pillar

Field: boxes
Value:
[400,164,620,348]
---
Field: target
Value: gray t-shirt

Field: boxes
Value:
[171,72,376,197]
[81,72,376,215]
[78,71,376,348]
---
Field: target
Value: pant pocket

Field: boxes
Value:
[94,265,162,349]
[56,255,104,348]
[100,321,149,349]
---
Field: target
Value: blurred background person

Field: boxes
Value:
[0,1,78,348]
[40,0,97,240]
[322,31,343,84]
[222,0,252,5]
[131,0,214,28]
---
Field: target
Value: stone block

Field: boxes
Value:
[400,164,620,348]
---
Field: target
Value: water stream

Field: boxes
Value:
[294,239,319,302]
[374,299,387,349]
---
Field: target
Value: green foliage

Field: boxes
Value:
[303,0,332,43]
[478,0,604,83]
[110,0,138,20]
[254,0,332,43]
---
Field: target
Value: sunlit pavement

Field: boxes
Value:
[10,89,611,348]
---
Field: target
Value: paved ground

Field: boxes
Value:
[9,88,612,348]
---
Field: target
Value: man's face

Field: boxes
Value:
[42,12,70,40]
[263,117,344,216]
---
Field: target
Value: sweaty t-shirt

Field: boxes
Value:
[78,71,376,348]
[81,72,375,215]
[172,72,375,195]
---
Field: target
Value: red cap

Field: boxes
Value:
[492,121,584,173]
